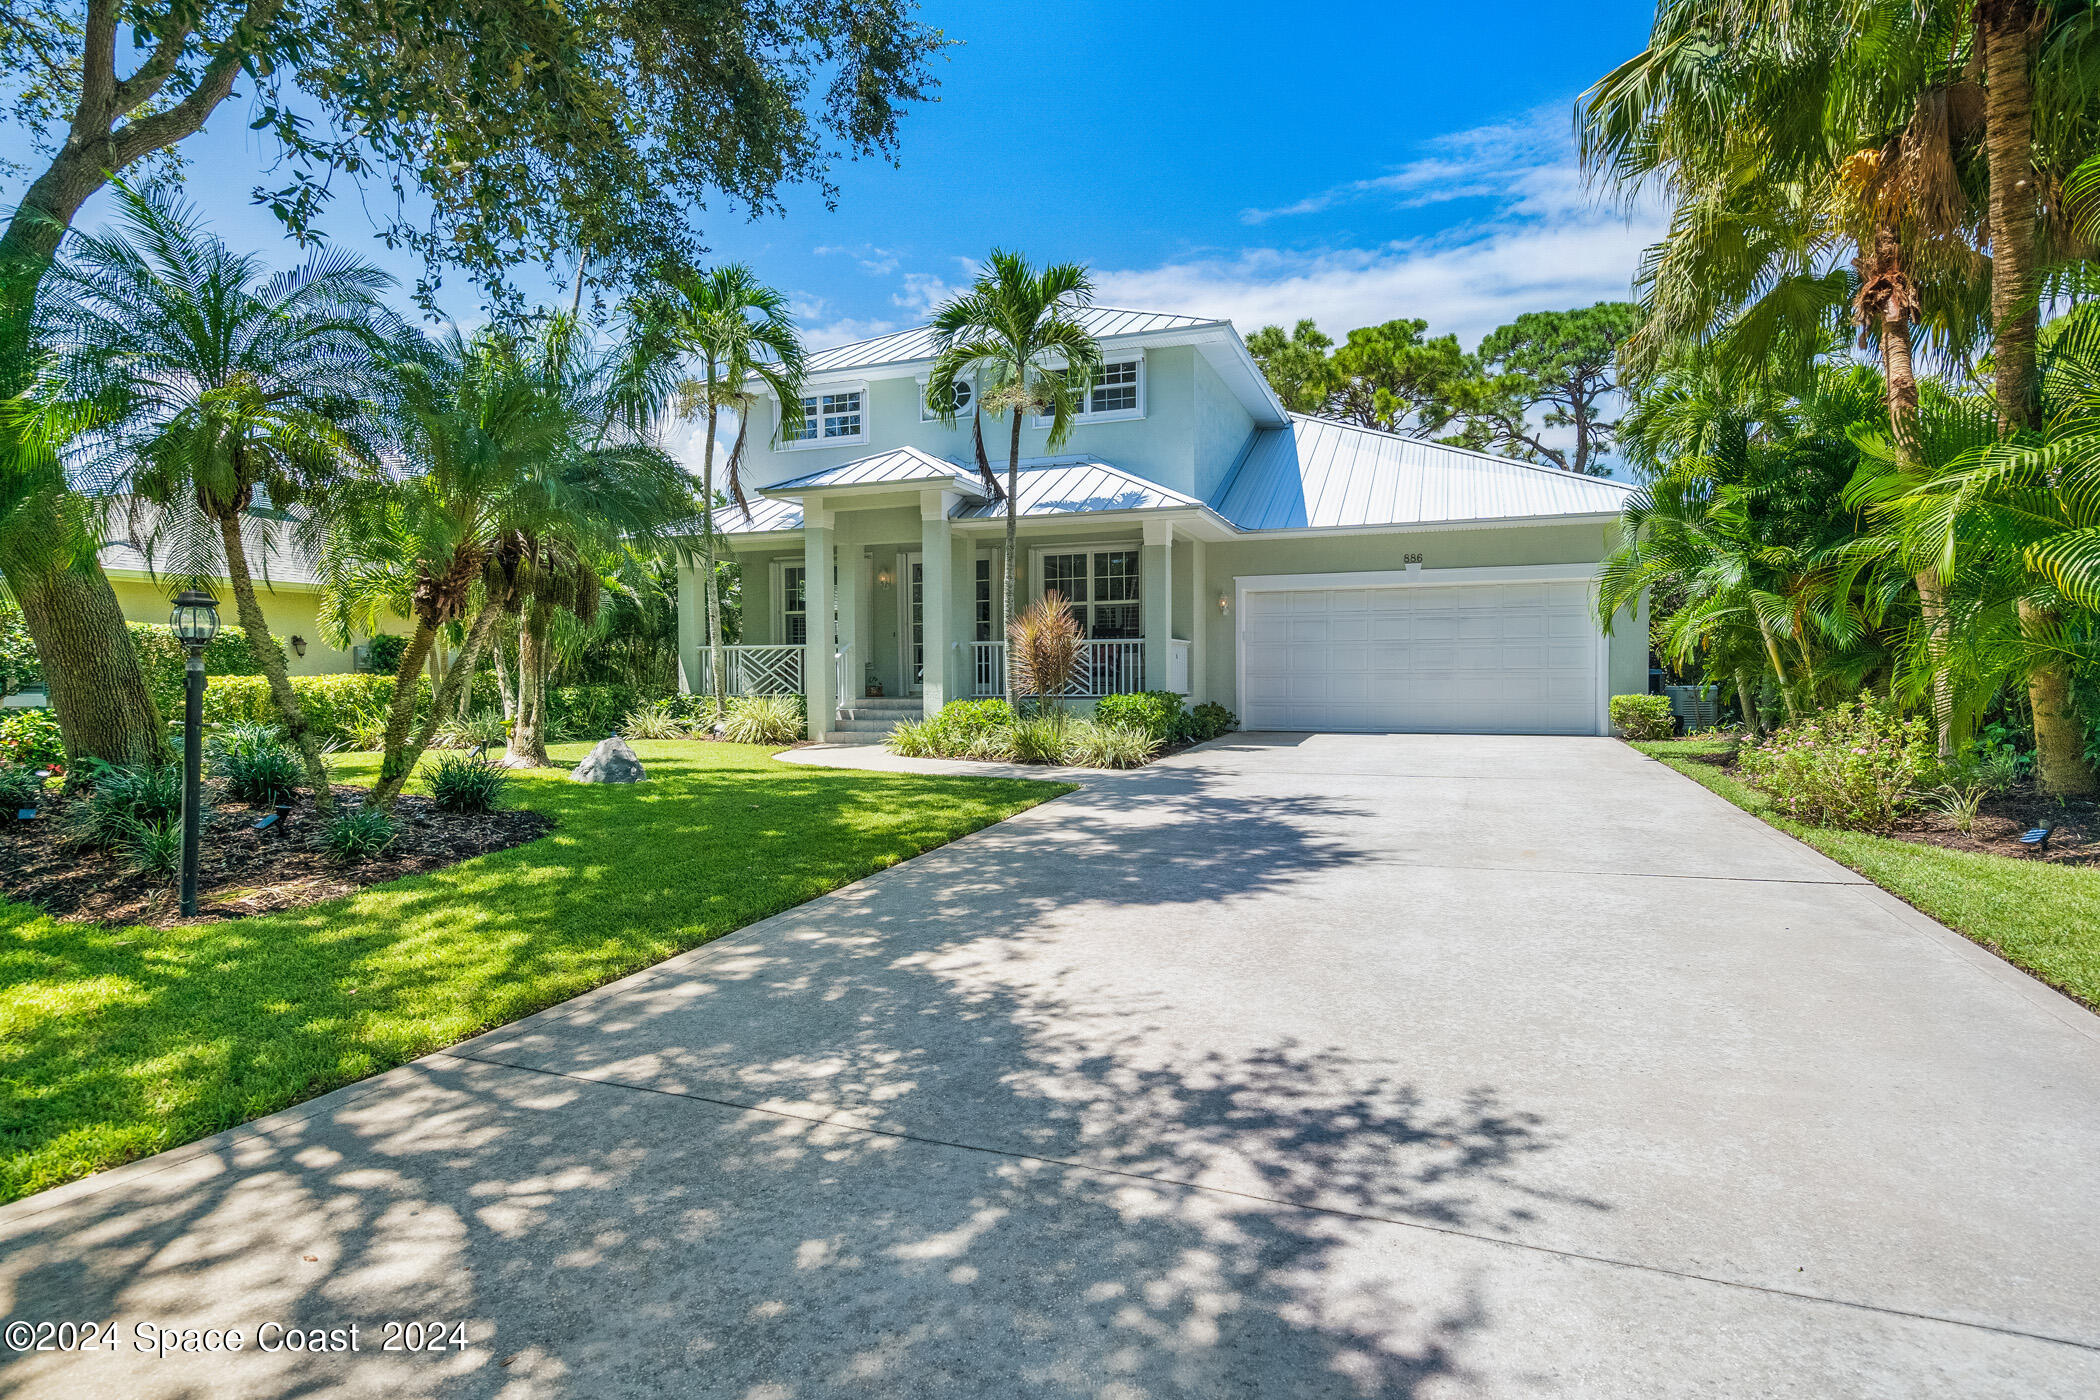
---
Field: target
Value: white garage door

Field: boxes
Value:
[1239,580,1602,734]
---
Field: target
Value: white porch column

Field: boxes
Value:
[919,489,959,712]
[802,502,835,738]
[674,543,702,695]
[1187,534,1208,703]
[834,520,864,712]
[1141,517,1174,696]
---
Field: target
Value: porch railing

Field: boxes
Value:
[700,644,803,697]
[968,639,1148,698]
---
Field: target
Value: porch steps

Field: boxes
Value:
[824,696,922,746]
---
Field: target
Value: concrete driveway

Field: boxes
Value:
[4,733,2099,1398]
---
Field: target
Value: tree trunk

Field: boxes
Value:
[1756,615,1799,723]
[8,556,167,768]
[703,402,727,715]
[1980,0,2096,795]
[373,601,503,808]
[373,617,439,800]
[492,630,517,721]
[1003,407,1024,708]
[219,512,335,809]
[506,605,553,767]
[1878,299,1958,760]
[1734,667,1764,739]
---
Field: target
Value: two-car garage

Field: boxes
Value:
[1235,567,1608,736]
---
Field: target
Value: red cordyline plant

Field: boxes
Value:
[1006,592,1083,706]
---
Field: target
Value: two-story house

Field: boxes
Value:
[675,306,1645,742]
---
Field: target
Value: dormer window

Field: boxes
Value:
[1035,353,1145,426]
[919,375,973,422]
[783,384,868,448]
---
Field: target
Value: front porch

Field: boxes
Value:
[688,494,1206,743]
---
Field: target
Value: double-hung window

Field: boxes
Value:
[784,386,867,446]
[1040,550,1140,638]
[781,565,808,645]
[974,557,996,641]
[1034,356,1144,425]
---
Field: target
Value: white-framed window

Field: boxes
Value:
[1037,548,1141,638]
[919,374,974,422]
[779,563,809,645]
[1034,354,1145,426]
[782,383,868,448]
[974,555,996,641]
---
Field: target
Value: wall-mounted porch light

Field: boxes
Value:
[1217,593,1231,616]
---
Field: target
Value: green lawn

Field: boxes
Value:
[1635,738,2100,1011]
[0,742,1069,1204]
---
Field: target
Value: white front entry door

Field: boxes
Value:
[1238,579,1603,734]
[898,552,924,693]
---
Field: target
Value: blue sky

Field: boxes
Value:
[15,0,1664,462]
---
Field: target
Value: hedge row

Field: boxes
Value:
[129,622,263,718]
[201,673,658,745]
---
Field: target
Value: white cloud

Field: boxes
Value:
[801,316,899,350]
[891,271,962,317]
[813,243,901,276]
[1095,215,1658,350]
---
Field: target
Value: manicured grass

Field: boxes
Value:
[0,742,1070,1203]
[1635,738,2100,1011]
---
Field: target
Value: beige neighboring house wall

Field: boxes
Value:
[98,508,406,675]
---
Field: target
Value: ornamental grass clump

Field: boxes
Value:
[1736,696,1933,831]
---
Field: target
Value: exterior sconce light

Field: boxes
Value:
[289,634,307,658]
[1217,593,1231,616]
[877,569,894,587]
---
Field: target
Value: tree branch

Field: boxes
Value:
[75,0,118,131]
[110,0,283,171]
[110,20,201,118]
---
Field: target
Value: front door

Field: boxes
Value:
[899,552,925,693]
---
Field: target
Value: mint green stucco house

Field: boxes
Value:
[675,307,1646,742]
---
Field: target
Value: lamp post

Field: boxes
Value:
[169,589,220,916]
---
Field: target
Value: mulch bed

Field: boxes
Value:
[1680,744,2097,866]
[0,783,554,928]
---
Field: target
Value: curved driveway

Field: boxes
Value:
[4,733,2098,1397]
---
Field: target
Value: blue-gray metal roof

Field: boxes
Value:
[952,458,1204,521]
[1209,414,1634,531]
[721,494,805,533]
[763,445,988,498]
[799,307,1220,376]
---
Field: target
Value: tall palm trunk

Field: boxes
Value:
[507,605,553,767]
[374,617,440,796]
[702,401,727,714]
[218,511,335,810]
[1756,613,1799,723]
[1002,408,1024,707]
[1980,0,2096,795]
[8,552,168,767]
[372,600,503,808]
[1874,292,1957,759]
[492,630,517,721]
[1734,667,1764,738]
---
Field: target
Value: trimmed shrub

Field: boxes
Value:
[0,766,46,809]
[1184,701,1236,744]
[1610,694,1677,741]
[547,683,642,741]
[424,753,509,813]
[323,805,397,862]
[203,673,396,742]
[1093,690,1185,743]
[1737,696,1933,830]
[364,632,409,677]
[722,694,804,744]
[0,709,67,769]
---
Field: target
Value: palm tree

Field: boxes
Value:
[43,182,395,806]
[925,250,1101,705]
[637,265,804,715]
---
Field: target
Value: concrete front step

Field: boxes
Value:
[832,718,903,734]
[820,730,893,745]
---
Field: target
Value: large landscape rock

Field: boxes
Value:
[570,735,645,784]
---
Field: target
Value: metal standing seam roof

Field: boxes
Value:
[762,445,989,498]
[952,459,1204,521]
[1208,414,1635,532]
[796,307,1221,377]
[99,505,324,586]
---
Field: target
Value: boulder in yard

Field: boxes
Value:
[570,735,645,784]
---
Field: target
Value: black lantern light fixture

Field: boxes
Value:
[169,588,220,916]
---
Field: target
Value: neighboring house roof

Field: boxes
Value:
[953,459,1204,521]
[764,445,990,499]
[98,504,325,587]
[1208,414,1635,533]
[798,307,1220,377]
